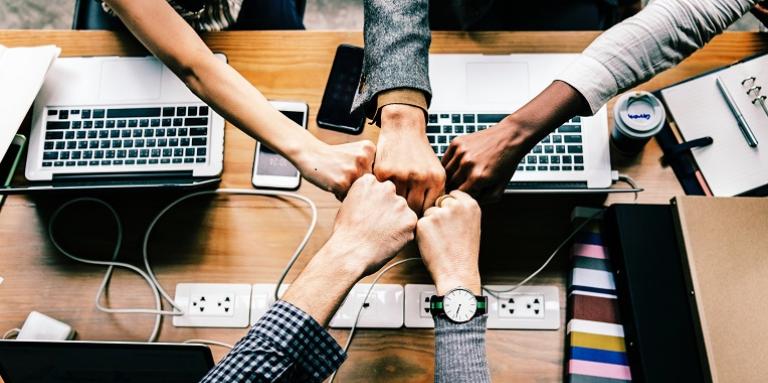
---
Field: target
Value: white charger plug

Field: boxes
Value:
[16,311,76,340]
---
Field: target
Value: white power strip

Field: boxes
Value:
[173,283,252,328]
[329,284,403,328]
[404,284,561,330]
[177,282,560,330]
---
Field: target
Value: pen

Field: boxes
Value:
[716,76,758,147]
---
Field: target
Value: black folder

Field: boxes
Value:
[602,204,706,382]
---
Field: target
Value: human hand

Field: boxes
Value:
[325,174,418,277]
[282,174,416,325]
[416,190,482,295]
[442,81,589,203]
[374,104,446,214]
[297,140,376,200]
[442,117,534,203]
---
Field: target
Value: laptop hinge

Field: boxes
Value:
[506,181,588,190]
[52,171,194,185]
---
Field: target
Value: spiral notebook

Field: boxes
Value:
[660,53,768,196]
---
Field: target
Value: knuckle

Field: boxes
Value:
[382,180,397,193]
[469,169,486,182]
[409,171,427,183]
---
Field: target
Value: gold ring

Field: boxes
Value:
[435,194,455,208]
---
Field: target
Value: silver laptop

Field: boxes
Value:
[428,54,612,191]
[23,55,225,190]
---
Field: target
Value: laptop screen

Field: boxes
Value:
[0,341,214,383]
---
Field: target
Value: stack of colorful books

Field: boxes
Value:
[565,208,632,383]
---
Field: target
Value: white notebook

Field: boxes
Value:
[0,44,60,161]
[661,54,768,196]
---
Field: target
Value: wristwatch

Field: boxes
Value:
[430,287,488,323]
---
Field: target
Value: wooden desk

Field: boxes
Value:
[0,30,766,382]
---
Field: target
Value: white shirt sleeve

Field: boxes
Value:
[556,0,758,114]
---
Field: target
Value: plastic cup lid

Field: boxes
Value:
[614,91,666,138]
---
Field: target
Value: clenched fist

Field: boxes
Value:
[297,140,376,200]
[326,174,418,276]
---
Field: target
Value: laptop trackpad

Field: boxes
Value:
[466,62,529,108]
[99,59,162,102]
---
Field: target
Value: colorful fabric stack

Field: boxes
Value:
[565,209,632,383]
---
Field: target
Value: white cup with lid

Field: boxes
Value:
[611,91,666,154]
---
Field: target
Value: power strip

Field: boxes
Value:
[404,284,560,330]
[329,284,403,328]
[250,283,403,328]
[176,282,560,330]
[173,283,252,328]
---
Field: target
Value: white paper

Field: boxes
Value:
[0,44,60,161]
[661,55,768,196]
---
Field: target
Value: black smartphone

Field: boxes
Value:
[317,44,366,135]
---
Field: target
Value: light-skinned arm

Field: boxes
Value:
[104,0,375,200]
[416,190,490,383]
[283,174,418,324]
[202,174,417,382]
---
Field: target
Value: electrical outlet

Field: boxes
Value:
[404,284,436,328]
[173,283,251,328]
[329,284,403,329]
[405,284,560,329]
[484,285,560,330]
[497,294,545,319]
[250,283,290,326]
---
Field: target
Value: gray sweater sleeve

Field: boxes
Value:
[352,0,432,117]
[434,316,491,383]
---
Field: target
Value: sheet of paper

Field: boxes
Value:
[0,44,60,161]
[661,55,768,196]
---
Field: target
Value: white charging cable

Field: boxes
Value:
[47,188,317,342]
[328,257,422,383]
[482,209,604,298]
[49,197,179,342]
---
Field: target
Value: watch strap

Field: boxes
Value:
[429,295,488,317]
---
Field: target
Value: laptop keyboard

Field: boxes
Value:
[427,113,585,172]
[41,104,211,169]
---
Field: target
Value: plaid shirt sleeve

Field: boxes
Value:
[200,300,347,383]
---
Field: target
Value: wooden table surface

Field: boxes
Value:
[0,30,766,382]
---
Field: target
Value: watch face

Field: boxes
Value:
[443,288,477,323]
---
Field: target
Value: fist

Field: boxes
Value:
[416,190,482,295]
[299,140,376,200]
[375,104,446,214]
[330,174,418,276]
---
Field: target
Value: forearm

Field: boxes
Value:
[557,0,757,113]
[353,0,432,116]
[434,316,490,383]
[184,57,317,160]
[105,0,318,164]
[501,81,589,150]
[282,237,364,326]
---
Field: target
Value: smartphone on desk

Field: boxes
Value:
[252,101,308,190]
[317,44,366,135]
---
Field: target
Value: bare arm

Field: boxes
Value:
[104,0,375,198]
[106,0,310,158]
[443,0,758,200]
